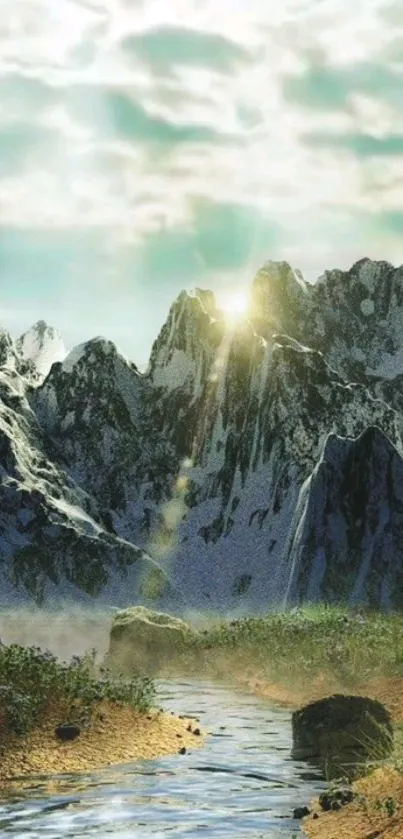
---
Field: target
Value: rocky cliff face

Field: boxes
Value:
[2,257,403,610]
[284,427,403,610]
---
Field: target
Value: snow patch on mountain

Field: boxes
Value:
[16,320,66,380]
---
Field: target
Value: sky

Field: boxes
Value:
[1,0,403,368]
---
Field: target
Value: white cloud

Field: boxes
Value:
[1,0,403,327]
[0,3,400,224]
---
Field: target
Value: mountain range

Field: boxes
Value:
[2,257,403,611]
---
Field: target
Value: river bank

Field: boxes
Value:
[241,674,403,839]
[0,635,205,783]
[117,606,403,839]
[2,604,403,837]
[0,700,204,782]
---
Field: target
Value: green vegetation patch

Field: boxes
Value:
[0,641,155,737]
[182,606,403,687]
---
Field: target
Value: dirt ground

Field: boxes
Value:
[0,701,205,783]
[305,766,403,839]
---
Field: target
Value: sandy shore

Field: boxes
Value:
[0,700,205,782]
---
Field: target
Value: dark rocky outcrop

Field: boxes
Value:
[292,694,393,779]
[318,787,356,811]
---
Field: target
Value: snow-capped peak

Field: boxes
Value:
[16,320,66,381]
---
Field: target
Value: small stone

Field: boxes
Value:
[55,723,81,741]
[313,813,319,820]
[187,723,192,732]
[176,733,182,738]
[293,806,310,819]
[179,746,187,755]
[319,787,355,811]
[193,728,201,736]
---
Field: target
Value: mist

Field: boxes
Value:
[0,604,117,662]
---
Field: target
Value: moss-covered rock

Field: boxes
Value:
[106,606,198,676]
[292,694,393,780]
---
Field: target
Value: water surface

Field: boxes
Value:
[0,679,325,838]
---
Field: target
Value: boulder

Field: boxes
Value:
[106,606,197,676]
[292,694,393,779]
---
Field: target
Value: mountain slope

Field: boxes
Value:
[167,335,402,609]
[0,336,176,606]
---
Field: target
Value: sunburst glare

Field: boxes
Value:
[218,289,249,324]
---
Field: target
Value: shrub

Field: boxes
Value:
[0,642,155,736]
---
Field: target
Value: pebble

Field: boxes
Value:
[55,723,81,742]
[293,806,310,819]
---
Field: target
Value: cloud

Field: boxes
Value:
[372,210,403,236]
[120,25,251,73]
[137,200,282,279]
[190,200,282,270]
[0,73,58,115]
[68,84,235,145]
[302,131,403,157]
[282,57,403,112]
[1,0,403,361]
[0,123,65,175]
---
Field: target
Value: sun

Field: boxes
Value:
[219,289,249,324]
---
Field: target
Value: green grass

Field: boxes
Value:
[182,605,403,687]
[0,642,156,736]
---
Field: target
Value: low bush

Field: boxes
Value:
[0,641,155,736]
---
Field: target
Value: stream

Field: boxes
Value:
[0,678,326,838]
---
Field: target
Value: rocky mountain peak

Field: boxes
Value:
[61,337,124,374]
[314,257,396,303]
[0,329,16,368]
[34,335,143,437]
[16,320,66,381]
[147,288,224,393]
[249,259,311,341]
